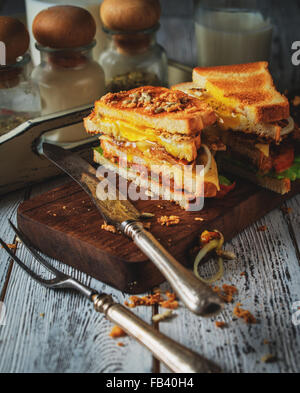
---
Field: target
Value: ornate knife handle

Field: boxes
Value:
[121,221,223,317]
[93,294,221,373]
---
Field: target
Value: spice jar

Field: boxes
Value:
[99,0,168,93]
[0,16,41,137]
[31,6,105,143]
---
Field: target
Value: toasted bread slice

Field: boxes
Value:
[172,82,284,141]
[192,62,289,125]
[86,86,216,136]
[94,151,218,210]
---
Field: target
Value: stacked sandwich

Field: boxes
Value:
[173,62,299,195]
[84,86,220,210]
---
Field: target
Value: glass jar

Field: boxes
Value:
[99,25,168,93]
[0,54,41,137]
[194,0,273,67]
[25,0,106,66]
[32,41,105,143]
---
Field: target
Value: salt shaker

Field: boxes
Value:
[99,0,168,93]
[31,5,105,144]
[0,16,41,137]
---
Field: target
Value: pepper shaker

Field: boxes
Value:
[99,0,168,93]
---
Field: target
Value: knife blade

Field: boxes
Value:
[42,143,140,226]
[42,142,224,317]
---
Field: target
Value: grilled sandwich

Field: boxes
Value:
[84,86,220,210]
[173,62,299,195]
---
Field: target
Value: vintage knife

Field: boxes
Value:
[42,142,223,317]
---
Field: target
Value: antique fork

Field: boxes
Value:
[0,220,221,374]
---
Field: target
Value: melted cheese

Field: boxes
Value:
[98,117,198,162]
[255,143,270,157]
[189,87,242,130]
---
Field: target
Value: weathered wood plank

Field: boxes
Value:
[158,202,300,373]
[0,244,153,372]
[285,195,300,262]
[0,189,26,297]
[0,179,153,373]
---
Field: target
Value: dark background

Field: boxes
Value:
[1,0,300,92]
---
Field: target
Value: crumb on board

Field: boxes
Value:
[143,222,151,230]
[215,321,227,329]
[263,339,270,345]
[62,206,67,210]
[157,215,180,226]
[258,225,268,232]
[233,303,257,324]
[261,354,278,364]
[109,325,127,339]
[194,217,204,222]
[40,313,45,318]
[152,310,174,323]
[240,272,246,277]
[141,212,155,218]
[101,223,117,234]
[212,284,238,303]
[117,342,125,347]
[1,243,17,250]
[124,291,178,310]
[292,96,300,106]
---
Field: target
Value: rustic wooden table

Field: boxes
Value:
[0,14,300,373]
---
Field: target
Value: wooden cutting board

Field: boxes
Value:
[17,179,300,294]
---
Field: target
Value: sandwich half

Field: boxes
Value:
[172,62,299,195]
[84,86,220,210]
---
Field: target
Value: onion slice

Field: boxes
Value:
[280,116,295,136]
[193,230,225,284]
[201,144,212,176]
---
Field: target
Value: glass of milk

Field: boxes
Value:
[25,0,106,66]
[194,0,273,67]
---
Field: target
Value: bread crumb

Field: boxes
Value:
[141,212,155,218]
[194,217,204,221]
[143,222,151,230]
[213,284,238,303]
[261,354,277,363]
[157,215,180,226]
[40,313,45,318]
[109,325,127,339]
[117,342,125,347]
[233,303,257,324]
[240,272,246,277]
[101,223,117,234]
[1,243,17,250]
[292,96,300,106]
[280,206,292,214]
[258,225,267,232]
[124,291,178,310]
[152,310,174,323]
[215,321,227,329]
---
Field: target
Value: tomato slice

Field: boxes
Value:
[273,145,295,174]
[215,181,236,199]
